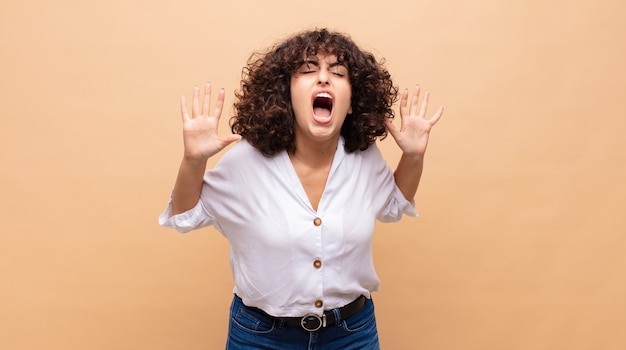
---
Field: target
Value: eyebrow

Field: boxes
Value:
[302,60,345,67]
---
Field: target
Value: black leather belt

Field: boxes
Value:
[281,296,366,332]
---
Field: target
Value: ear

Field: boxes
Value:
[348,105,353,114]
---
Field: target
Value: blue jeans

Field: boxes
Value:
[226,295,380,350]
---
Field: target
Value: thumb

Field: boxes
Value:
[221,134,242,146]
[385,119,400,140]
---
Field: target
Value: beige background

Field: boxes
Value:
[1,0,625,349]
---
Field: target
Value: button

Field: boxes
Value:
[315,300,323,308]
[313,217,322,226]
[313,260,322,269]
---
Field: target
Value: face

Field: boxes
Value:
[290,53,353,147]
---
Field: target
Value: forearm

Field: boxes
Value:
[171,158,208,216]
[393,153,424,201]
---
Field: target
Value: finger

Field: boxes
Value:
[410,86,421,116]
[180,96,189,121]
[385,119,399,139]
[429,105,444,125]
[220,133,242,145]
[202,82,211,116]
[213,88,225,118]
[399,89,409,117]
[418,91,430,119]
[191,86,200,118]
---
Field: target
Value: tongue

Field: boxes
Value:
[314,107,331,118]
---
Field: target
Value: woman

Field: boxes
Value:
[159,28,443,349]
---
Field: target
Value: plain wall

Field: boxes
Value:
[1,0,625,349]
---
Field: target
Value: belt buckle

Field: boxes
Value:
[300,314,326,332]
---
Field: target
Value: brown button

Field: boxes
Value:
[313,260,322,269]
[315,300,323,308]
[313,217,322,226]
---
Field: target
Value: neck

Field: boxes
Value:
[290,136,339,167]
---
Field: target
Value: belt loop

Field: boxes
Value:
[277,318,286,328]
[331,307,342,327]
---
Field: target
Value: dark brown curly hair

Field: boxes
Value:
[231,28,398,156]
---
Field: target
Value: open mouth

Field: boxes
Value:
[313,92,333,119]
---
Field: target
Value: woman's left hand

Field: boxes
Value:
[386,86,444,157]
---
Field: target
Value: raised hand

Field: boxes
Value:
[180,83,241,161]
[386,86,444,157]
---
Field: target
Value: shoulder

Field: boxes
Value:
[337,141,388,179]
[218,139,263,163]
[214,138,278,172]
[349,141,384,163]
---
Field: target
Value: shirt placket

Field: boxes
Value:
[311,214,325,312]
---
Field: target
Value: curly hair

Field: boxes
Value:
[231,28,398,156]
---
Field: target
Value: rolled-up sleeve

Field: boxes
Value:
[364,144,419,223]
[377,185,418,222]
[157,141,250,234]
[158,196,214,233]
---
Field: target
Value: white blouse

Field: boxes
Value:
[159,138,417,317]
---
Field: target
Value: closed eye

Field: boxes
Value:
[296,60,348,76]
[329,62,348,77]
[299,61,320,74]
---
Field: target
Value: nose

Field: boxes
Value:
[317,69,329,85]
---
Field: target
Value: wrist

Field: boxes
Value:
[400,151,424,164]
[181,155,209,168]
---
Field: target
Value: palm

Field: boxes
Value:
[386,86,444,156]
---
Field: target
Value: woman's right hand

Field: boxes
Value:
[180,83,241,161]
